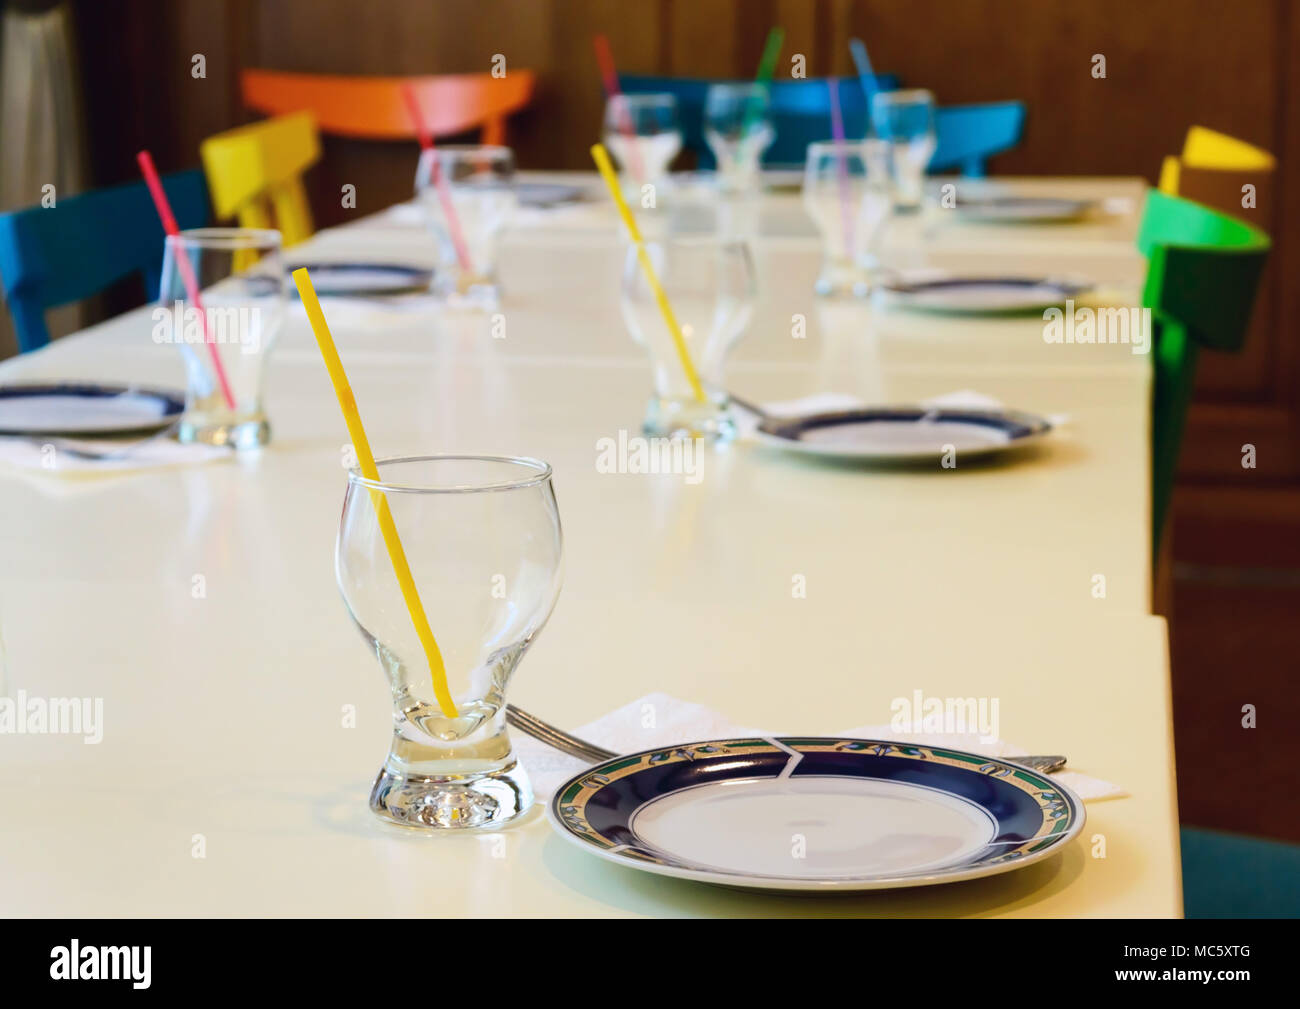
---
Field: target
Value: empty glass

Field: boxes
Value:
[704,83,774,193]
[603,93,682,201]
[870,88,937,211]
[415,145,516,308]
[336,455,563,831]
[704,83,773,239]
[803,140,894,297]
[157,228,285,448]
[620,236,756,440]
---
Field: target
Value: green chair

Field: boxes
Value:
[1136,189,1270,559]
[1140,196,1290,917]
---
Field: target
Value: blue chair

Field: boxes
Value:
[931,101,1026,176]
[621,74,900,169]
[1181,827,1300,917]
[0,170,208,354]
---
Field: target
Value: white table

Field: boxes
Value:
[0,176,1181,916]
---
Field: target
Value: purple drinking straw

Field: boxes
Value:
[827,78,855,260]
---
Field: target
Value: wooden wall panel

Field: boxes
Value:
[668,0,742,77]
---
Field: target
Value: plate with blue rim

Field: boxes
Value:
[878,274,1093,315]
[751,406,1053,463]
[286,262,433,296]
[0,382,184,436]
[953,195,1096,223]
[548,737,1084,892]
[515,181,587,208]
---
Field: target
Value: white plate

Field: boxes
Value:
[751,406,1053,462]
[879,276,1093,315]
[0,383,183,436]
[954,196,1096,223]
[288,262,433,296]
[549,737,1085,892]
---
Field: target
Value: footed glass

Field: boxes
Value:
[803,140,894,297]
[704,83,774,239]
[159,228,285,448]
[870,88,938,211]
[336,455,563,831]
[704,82,774,192]
[603,93,682,200]
[415,145,516,308]
[620,236,756,441]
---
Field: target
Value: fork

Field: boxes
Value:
[23,419,183,463]
[505,704,1068,773]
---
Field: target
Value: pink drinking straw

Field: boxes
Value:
[400,83,474,274]
[137,150,236,411]
[592,34,645,185]
[827,79,856,260]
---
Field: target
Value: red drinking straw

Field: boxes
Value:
[137,150,236,410]
[827,79,856,259]
[592,34,645,184]
[400,83,474,273]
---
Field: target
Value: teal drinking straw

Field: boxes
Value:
[755,26,785,84]
[743,27,785,134]
[849,37,879,134]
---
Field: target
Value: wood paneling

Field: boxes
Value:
[1171,575,1300,843]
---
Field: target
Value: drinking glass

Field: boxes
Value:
[704,83,774,193]
[620,236,756,440]
[603,93,682,201]
[704,83,773,239]
[336,455,563,831]
[415,145,516,308]
[158,228,285,448]
[870,88,937,211]
[802,140,894,297]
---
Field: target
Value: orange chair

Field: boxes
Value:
[240,69,536,145]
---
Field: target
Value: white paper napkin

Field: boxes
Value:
[0,435,230,475]
[920,389,1006,411]
[1100,196,1137,216]
[514,692,1124,805]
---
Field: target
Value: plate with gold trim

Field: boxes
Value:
[953,195,1097,223]
[547,737,1084,892]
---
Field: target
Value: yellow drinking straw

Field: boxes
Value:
[589,142,707,404]
[293,267,459,719]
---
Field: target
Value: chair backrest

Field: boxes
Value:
[619,74,899,168]
[0,170,208,354]
[1137,189,1271,553]
[241,69,536,146]
[1181,125,1276,171]
[929,101,1026,176]
[200,112,320,247]
[1158,126,1275,226]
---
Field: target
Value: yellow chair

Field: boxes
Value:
[1158,126,1276,217]
[200,112,320,247]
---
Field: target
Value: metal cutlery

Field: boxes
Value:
[22,419,182,462]
[506,703,1067,773]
